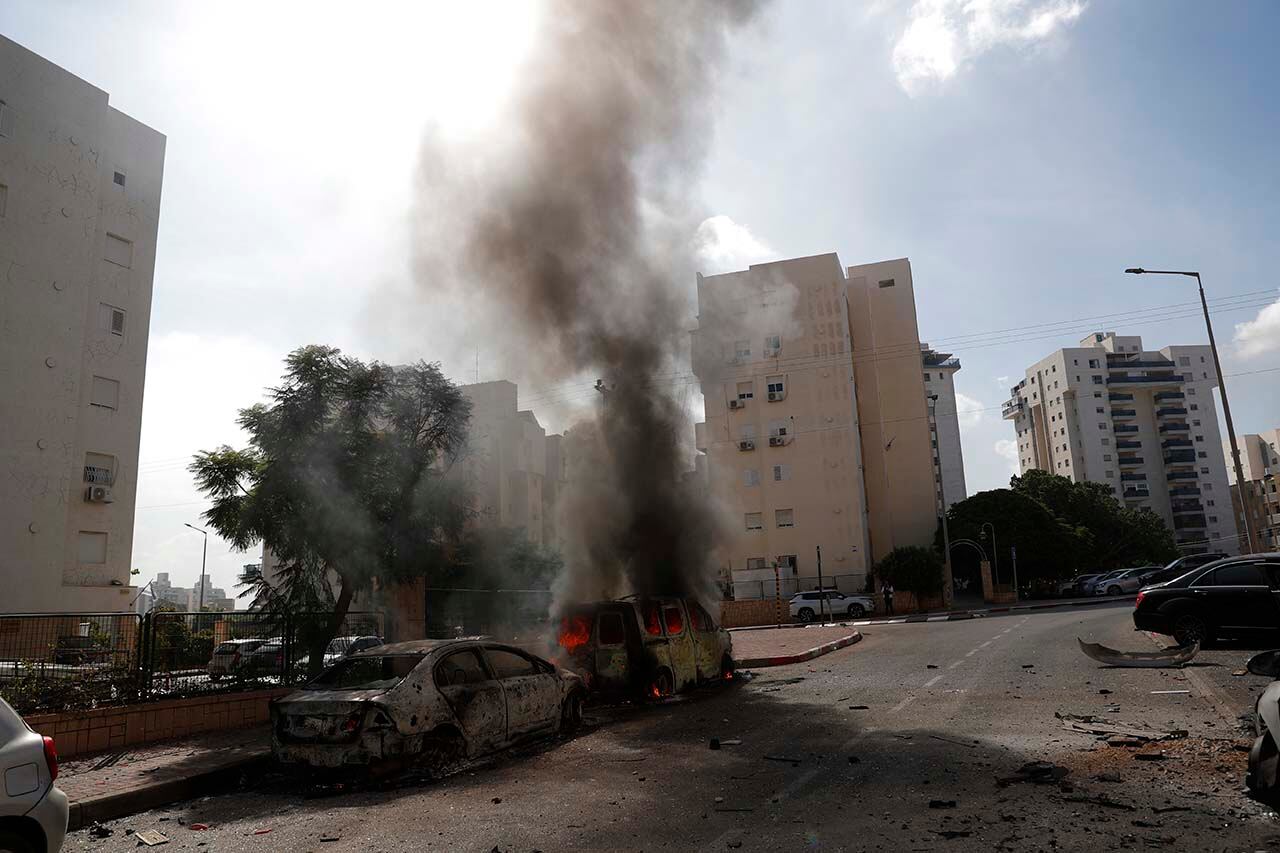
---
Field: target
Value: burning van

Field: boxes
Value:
[556,596,734,699]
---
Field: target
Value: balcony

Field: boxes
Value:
[1111,408,1137,418]
[1161,438,1193,449]
[1174,514,1208,530]
[1108,393,1135,402]
[1158,422,1190,433]
[1164,450,1197,464]
[1107,359,1176,369]
[1156,407,1188,417]
[1118,456,1145,466]
[1114,424,1139,434]
[1001,397,1023,420]
[1116,439,1142,449]
[1154,391,1186,401]
[1171,501,1205,514]
[1120,473,1147,482]
[1169,485,1202,497]
[1108,373,1184,385]
[1123,488,1151,499]
[1166,471,1198,481]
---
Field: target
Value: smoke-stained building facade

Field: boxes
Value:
[0,36,165,613]
[691,254,961,598]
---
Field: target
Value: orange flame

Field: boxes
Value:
[558,615,592,653]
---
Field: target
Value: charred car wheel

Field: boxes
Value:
[797,607,815,623]
[420,729,466,778]
[561,691,585,733]
[1173,614,1210,646]
[847,604,866,618]
[650,668,674,700]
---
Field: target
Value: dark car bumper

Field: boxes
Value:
[1132,610,1174,635]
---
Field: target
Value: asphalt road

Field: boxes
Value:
[66,603,1280,851]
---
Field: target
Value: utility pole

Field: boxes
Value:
[184,523,208,619]
[816,545,826,623]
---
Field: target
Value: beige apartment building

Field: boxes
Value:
[691,254,957,599]
[1225,430,1280,552]
[1002,332,1239,554]
[0,36,166,613]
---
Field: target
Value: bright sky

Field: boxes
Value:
[6,1,1279,603]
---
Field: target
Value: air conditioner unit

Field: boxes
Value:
[738,440,755,452]
[768,391,785,402]
[769,436,785,447]
[85,485,114,503]
[729,399,744,410]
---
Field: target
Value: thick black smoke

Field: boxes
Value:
[416,0,762,603]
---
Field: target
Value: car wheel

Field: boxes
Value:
[1248,732,1280,804]
[797,607,815,623]
[1107,585,1122,596]
[848,604,866,618]
[650,668,674,700]
[561,691,585,733]
[1173,614,1210,647]
[721,654,737,682]
[0,829,36,853]
[420,729,466,779]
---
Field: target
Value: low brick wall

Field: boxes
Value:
[720,598,788,629]
[25,688,291,758]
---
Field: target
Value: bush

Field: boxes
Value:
[876,546,945,597]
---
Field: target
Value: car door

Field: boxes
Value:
[687,601,721,680]
[484,646,561,740]
[593,608,632,690]
[1191,563,1271,631]
[433,648,507,754]
[659,600,699,690]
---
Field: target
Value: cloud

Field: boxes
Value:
[995,375,1010,386]
[892,0,1086,96]
[954,391,985,428]
[694,215,775,274]
[994,438,1020,475]
[1234,295,1280,359]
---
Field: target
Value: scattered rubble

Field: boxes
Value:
[997,761,1071,787]
[1057,712,1188,742]
[134,830,169,847]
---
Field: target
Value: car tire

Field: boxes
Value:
[797,607,815,623]
[0,829,36,853]
[1248,731,1280,804]
[1173,614,1210,647]
[420,729,466,779]
[721,654,737,682]
[561,691,585,734]
[1107,585,1122,596]
[848,604,866,618]
[650,668,674,700]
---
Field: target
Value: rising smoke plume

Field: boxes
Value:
[414,0,763,604]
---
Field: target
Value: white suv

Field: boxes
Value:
[790,591,875,622]
[0,697,66,852]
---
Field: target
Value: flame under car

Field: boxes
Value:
[557,597,734,699]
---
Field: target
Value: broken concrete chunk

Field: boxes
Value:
[134,830,169,847]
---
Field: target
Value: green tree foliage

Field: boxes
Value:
[875,546,945,596]
[189,346,473,675]
[940,488,1080,585]
[451,527,564,590]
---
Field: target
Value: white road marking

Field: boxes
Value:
[890,695,916,713]
[948,660,964,670]
[978,641,992,650]
[924,674,944,687]
[964,649,978,657]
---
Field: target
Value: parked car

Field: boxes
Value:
[1080,571,1125,596]
[1132,554,1280,645]
[555,597,734,699]
[0,697,66,852]
[1059,574,1102,597]
[207,639,266,681]
[1245,648,1280,803]
[271,639,584,774]
[1138,553,1230,588]
[789,590,876,621]
[241,638,287,677]
[1092,568,1151,596]
[323,636,385,668]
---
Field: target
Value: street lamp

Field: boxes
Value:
[183,523,208,613]
[927,394,955,608]
[1124,268,1253,553]
[979,522,997,585]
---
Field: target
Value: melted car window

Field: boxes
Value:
[307,655,423,690]
[434,650,489,687]
[487,648,538,679]
[663,606,684,635]
[643,605,662,636]
[598,612,625,646]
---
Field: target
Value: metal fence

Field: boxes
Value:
[729,573,868,601]
[0,609,384,715]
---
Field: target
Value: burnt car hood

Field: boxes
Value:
[276,687,391,706]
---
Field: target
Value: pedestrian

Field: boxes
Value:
[883,581,895,615]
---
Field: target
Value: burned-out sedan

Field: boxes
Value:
[271,639,585,774]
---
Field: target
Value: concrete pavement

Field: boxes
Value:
[63,604,1280,851]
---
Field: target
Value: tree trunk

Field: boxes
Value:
[305,577,355,680]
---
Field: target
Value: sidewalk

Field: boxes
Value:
[57,725,270,831]
[732,625,863,668]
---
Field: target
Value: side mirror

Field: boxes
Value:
[1246,649,1280,678]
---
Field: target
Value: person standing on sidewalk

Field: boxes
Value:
[883,581,895,615]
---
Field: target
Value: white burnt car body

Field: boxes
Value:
[271,638,584,772]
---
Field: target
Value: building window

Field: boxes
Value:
[1207,500,1215,507]
[90,376,120,410]
[1089,359,1099,368]
[768,419,788,438]
[1192,419,1200,426]
[1190,404,1198,411]
[1204,482,1213,490]
[1200,467,1209,474]
[746,557,767,570]
[78,531,108,564]
[1195,435,1204,442]
[773,464,791,481]
[1098,423,1106,430]
[104,233,134,268]
[1092,375,1103,384]
[1105,470,1114,478]
[923,372,931,382]
[737,381,753,400]
[113,170,126,187]
[99,303,126,336]
[745,513,763,531]
[766,375,785,396]
[777,555,797,574]
[1179,356,1191,366]
[1187,387,1196,395]
[764,335,781,355]
[1198,451,1207,458]
[1209,516,1218,523]
[878,279,895,288]
[1101,438,1111,445]
[1103,454,1112,462]
[743,469,759,487]
[1096,407,1104,414]
[734,340,750,360]
[775,508,795,528]
[84,453,115,485]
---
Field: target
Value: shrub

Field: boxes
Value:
[876,546,945,597]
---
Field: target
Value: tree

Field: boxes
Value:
[939,488,1081,586]
[189,346,473,676]
[875,546,945,597]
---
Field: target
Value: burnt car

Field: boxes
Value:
[1246,649,1280,803]
[271,638,585,774]
[556,597,734,699]
[1132,554,1280,646]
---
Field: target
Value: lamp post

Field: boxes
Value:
[183,523,208,613]
[928,394,954,608]
[1124,268,1253,554]
[980,523,998,585]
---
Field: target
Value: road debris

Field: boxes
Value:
[89,823,112,838]
[189,823,209,831]
[720,739,743,746]
[134,830,169,847]
[997,760,1070,786]
[709,738,720,750]
[1056,712,1188,742]
[1150,690,1190,695]
[1077,638,1198,668]
[1152,805,1192,814]
[763,754,804,765]
[848,705,870,710]
[928,800,957,809]
[1061,793,1136,811]
[1134,753,1171,762]
[929,734,978,749]
[937,830,971,839]
[1233,669,1248,676]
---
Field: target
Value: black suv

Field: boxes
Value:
[1132,554,1280,645]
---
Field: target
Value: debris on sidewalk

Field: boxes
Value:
[135,830,170,846]
[763,754,803,765]
[928,799,957,809]
[1056,712,1188,743]
[1077,638,1198,668]
[997,760,1070,787]
[89,822,113,838]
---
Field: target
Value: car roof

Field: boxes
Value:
[350,637,488,657]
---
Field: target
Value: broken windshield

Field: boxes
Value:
[306,655,424,691]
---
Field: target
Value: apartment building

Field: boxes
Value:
[0,36,166,613]
[1225,430,1280,552]
[923,345,967,511]
[459,380,549,544]
[690,254,954,598]
[1002,332,1239,554]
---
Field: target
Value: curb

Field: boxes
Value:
[66,752,269,832]
[737,630,862,668]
